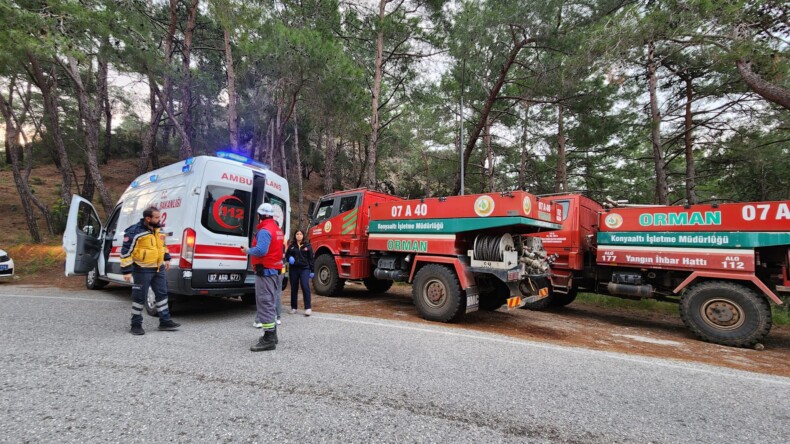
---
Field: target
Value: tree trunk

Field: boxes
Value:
[179,0,200,159]
[518,102,530,190]
[81,164,95,201]
[323,129,337,194]
[363,0,388,189]
[27,54,74,206]
[139,77,165,175]
[101,53,111,165]
[683,75,698,205]
[1,85,41,242]
[453,36,533,194]
[484,116,494,192]
[293,104,304,228]
[555,103,567,193]
[736,59,790,111]
[223,28,239,150]
[421,145,432,197]
[647,41,669,205]
[64,55,113,214]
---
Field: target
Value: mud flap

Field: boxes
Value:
[515,276,551,306]
[465,286,479,314]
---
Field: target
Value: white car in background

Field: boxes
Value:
[0,249,13,280]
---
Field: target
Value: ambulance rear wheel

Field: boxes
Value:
[145,287,159,317]
[85,266,108,290]
[680,281,772,347]
[241,294,256,305]
[363,276,393,294]
[314,254,345,296]
[412,264,465,322]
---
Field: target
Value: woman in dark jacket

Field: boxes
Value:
[285,229,314,316]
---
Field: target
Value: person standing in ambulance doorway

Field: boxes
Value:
[241,203,285,352]
[120,206,181,335]
[285,229,314,316]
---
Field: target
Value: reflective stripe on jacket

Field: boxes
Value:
[120,220,170,273]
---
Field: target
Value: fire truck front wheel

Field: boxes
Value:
[412,264,465,322]
[313,254,345,296]
[680,281,772,348]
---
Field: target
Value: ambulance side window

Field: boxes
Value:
[201,186,251,236]
[264,192,287,231]
[314,199,334,224]
[77,202,101,239]
[105,205,122,237]
[338,195,358,214]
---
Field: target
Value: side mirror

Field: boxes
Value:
[307,202,315,222]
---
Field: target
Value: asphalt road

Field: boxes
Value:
[1,285,788,443]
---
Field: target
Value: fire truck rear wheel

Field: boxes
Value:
[412,264,465,322]
[478,277,508,311]
[549,288,577,307]
[314,254,345,296]
[680,281,772,347]
[363,276,393,294]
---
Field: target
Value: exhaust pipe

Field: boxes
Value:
[374,269,408,282]
[607,282,654,298]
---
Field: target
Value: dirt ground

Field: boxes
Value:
[6,254,789,378]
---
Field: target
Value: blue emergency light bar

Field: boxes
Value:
[216,151,269,170]
[182,157,194,173]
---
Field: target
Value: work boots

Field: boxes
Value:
[250,329,278,352]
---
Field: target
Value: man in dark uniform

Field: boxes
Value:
[120,206,181,335]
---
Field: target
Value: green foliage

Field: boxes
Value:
[0,0,788,214]
[50,198,68,234]
[576,292,680,316]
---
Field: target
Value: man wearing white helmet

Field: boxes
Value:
[241,202,285,351]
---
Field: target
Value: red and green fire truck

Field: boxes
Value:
[532,194,790,347]
[307,189,562,322]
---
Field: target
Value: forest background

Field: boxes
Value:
[1,0,789,244]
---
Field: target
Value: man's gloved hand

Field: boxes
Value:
[288,256,295,265]
[309,272,315,279]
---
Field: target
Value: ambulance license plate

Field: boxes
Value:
[208,273,241,283]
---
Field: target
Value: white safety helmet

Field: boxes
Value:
[257,202,275,217]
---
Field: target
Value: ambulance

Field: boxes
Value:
[63,152,290,314]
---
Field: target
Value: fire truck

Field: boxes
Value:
[531,194,790,347]
[307,189,563,322]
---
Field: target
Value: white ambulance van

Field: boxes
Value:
[63,152,290,314]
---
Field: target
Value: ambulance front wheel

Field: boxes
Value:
[412,264,465,322]
[680,281,772,348]
[85,266,108,290]
[314,254,345,296]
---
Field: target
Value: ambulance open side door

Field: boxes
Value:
[63,195,104,276]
